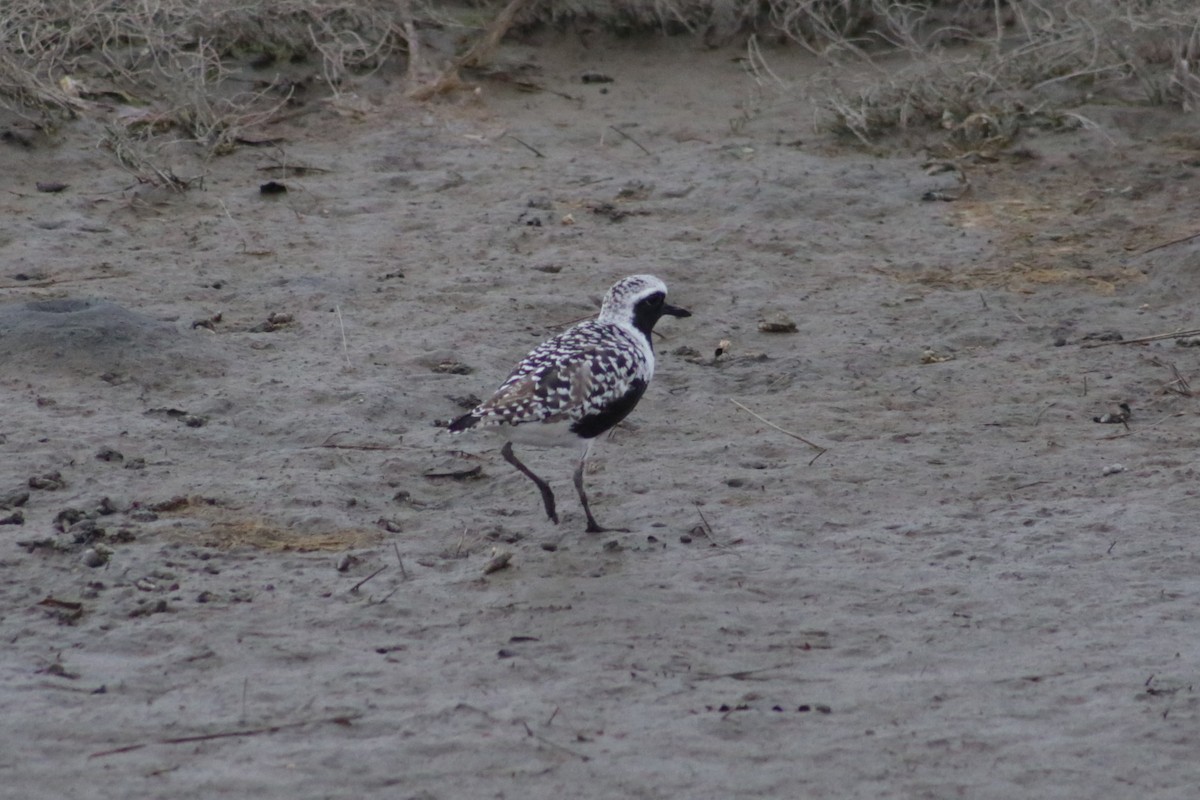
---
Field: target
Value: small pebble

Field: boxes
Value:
[82,549,108,568]
[1102,464,1125,476]
[757,314,797,333]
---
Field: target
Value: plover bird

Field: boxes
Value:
[448,275,691,532]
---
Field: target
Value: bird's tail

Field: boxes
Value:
[447,412,480,433]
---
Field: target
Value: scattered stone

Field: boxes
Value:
[0,511,24,525]
[81,548,108,568]
[96,447,124,463]
[432,360,472,374]
[28,471,65,491]
[54,508,88,531]
[0,489,29,508]
[129,599,170,617]
[921,348,954,364]
[110,527,136,543]
[581,71,614,84]
[124,458,147,471]
[191,316,220,331]
[1093,403,1132,425]
[483,551,512,575]
[146,407,208,427]
[68,519,105,544]
[249,311,294,332]
[149,496,189,512]
[36,181,68,193]
[1102,464,1126,476]
[336,553,359,572]
[758,314,797,333]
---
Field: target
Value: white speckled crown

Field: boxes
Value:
[597,275,669,325]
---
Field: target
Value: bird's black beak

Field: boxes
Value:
[662,303,691,318]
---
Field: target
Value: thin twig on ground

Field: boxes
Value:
[392,542,409,580]
[607,125,652,156]
[730,398,826,457]
[89,713,362,758]
[349,565,386,593]
[519,720,590,761]
[1082,328,1200,348]
[335,304,352,368]
[1142,230,1200,254]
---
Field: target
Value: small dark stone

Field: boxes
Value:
[29,471,66,491]
[432,360,472,375]
[111,528,136,543]
[260,181,287,195]
[497,649,517,659]
[540,542,558,552]
[581,71,614,84]
[0,489,29,508]
[69,520,105,544]
[54,508,88,531]
[0,511,24,525]
[96,447,124,462]
[36,181,68,193]
[680,534,693,544]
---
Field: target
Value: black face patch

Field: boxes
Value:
[631,292,667,340]
[570,378,647,439]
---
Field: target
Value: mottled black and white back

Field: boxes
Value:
[447,274,691,532]
[448,274,687,443]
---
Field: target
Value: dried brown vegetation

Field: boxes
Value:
[2,0,1197,155]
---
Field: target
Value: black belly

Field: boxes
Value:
[570,379,647,439]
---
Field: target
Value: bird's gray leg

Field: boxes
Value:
[573,440,627,534]
[501,441,558,524]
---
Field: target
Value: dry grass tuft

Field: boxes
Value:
[790,0,1200,144]
[0,0,419,181]
[3,0,1197,160]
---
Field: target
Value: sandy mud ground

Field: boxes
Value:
[2,35,1200,798]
